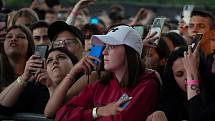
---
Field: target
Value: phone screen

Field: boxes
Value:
[35,45,49,58]
[90,17,99,25]
[133,25,144,38]
[88,44,104,65]
[149,17,166,46]
[191,33,203,52]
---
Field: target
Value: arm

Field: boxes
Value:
[182,45,200,100]
[56,77,159,121]
[0,55,43,107]
[44,56,100,118]
[66,0,95,25]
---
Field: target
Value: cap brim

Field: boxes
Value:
[92,35,123,46]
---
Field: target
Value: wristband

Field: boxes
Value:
[186,80,199,85]
[16,76,28,86]
[92,107,98,119]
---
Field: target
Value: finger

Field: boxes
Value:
[88,56,101,63]
[193,41,200,55]
[188,45,192,55]
[146,31,157,39]
[183,51,187,58]
[83,60,92,74]
[116,97,132,106]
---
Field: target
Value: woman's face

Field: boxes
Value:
[172,58,187,92]
[4,28,28,57]
[102,44,126,72]
[144,47,160,70]
[46,50,74,84]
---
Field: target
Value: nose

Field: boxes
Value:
[52,58,59,65]
[102,47,108,55]
[192,25,199,34]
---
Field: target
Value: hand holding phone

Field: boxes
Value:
[117,93,132,109]
[35,45,49,69]
[148,17,166,46]
[183,4,194,25]
[88,44,104,65]
[191,33,203,52]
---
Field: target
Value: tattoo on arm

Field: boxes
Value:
[191,84,200,94]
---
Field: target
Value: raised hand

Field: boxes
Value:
[69,55,100,76]
[21,55,43,81]
[182,45,199,80]
[143,31,159,47]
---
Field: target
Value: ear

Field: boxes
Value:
[159,58,166,65]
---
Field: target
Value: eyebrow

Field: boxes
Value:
[47,53,67,60]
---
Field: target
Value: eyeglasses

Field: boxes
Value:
[52,39,79,47]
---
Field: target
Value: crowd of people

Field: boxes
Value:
[0,0,215,121]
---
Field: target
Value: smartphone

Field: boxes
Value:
[191,33,203,52]
[132,25,144,38]
[88,44,105,65]
[183,4,194,25]
[149,17,166,46]
[0,12,8,31]
[90,17,99,25]
[35,45,49,59]
[118,93,132,109]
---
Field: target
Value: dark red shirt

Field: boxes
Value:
[55,71,159,121]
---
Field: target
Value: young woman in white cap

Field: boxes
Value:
[55,25,160,121]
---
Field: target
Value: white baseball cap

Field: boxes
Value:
[91,25,143,56]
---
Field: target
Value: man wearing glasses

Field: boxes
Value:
[48,21,85,60]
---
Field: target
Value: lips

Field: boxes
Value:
[9,42,18,47]
[52,66,60,71]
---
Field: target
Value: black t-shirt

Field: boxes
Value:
[0,82,49,115]
[188,94,215,121]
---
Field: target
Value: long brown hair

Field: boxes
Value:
[100,45,145,88]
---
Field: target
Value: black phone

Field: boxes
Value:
[0,12,8,31]
[191,33,203,52]
[88,44,105,65]
[132,25,145,38]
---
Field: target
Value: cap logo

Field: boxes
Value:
[111,28,119,32]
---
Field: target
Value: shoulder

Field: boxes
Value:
[139,68,162,87]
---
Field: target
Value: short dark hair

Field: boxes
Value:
[45,9,56,15]
[191,10,215,29]
[162,32,187,48]
[29,21,49,32]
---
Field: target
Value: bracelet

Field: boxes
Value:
[92,107,98,119]
[16,76,28,86]
[186,80,199,85]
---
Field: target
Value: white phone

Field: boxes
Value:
[183,4,194,25]
[149,17,166,46]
